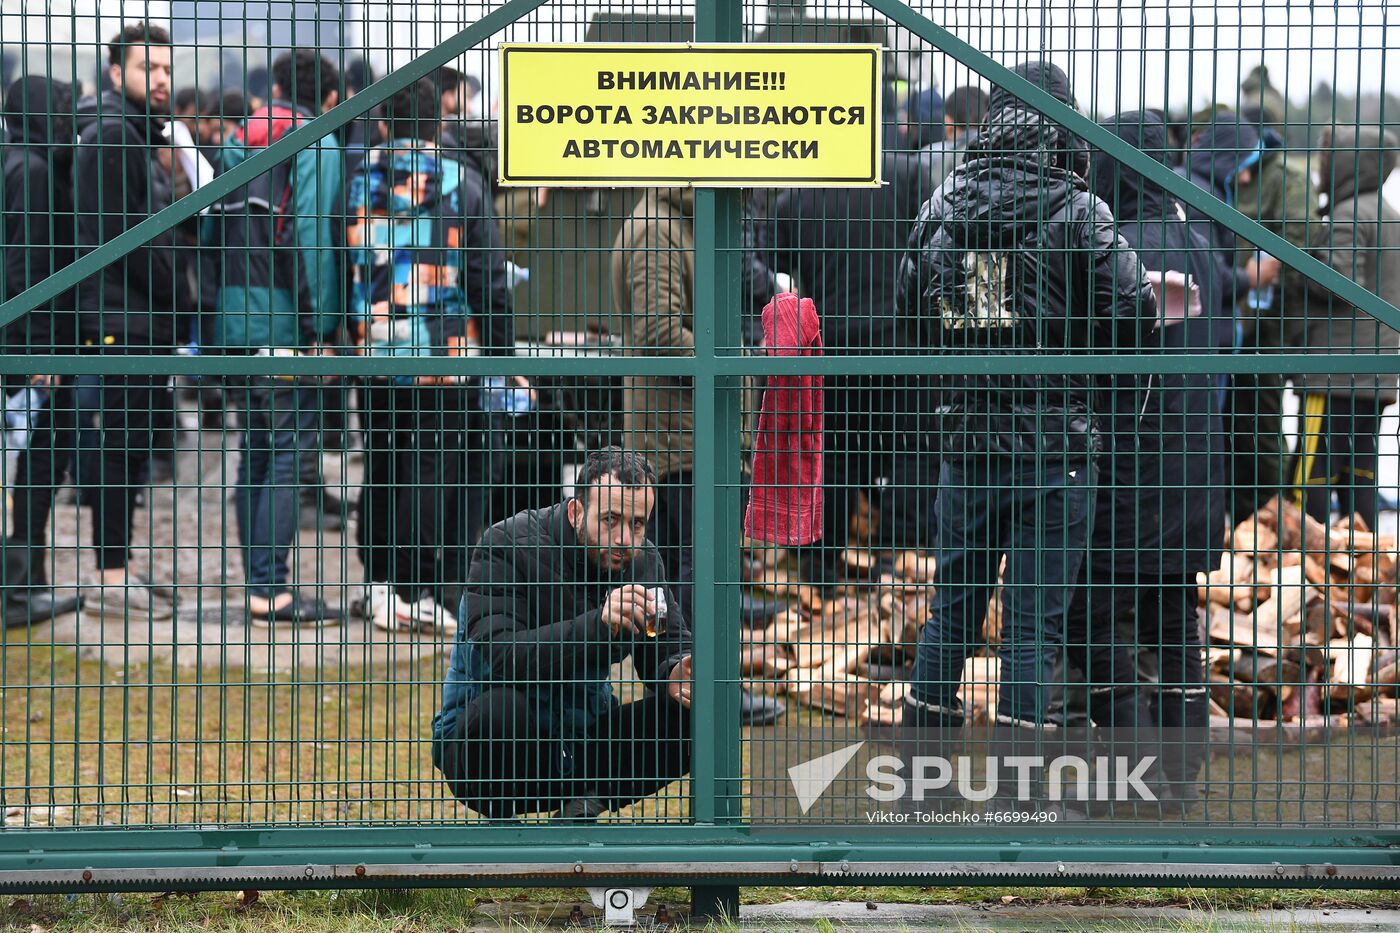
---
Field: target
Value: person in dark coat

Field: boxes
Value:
[1288,126,1400,528]
[895,62,1156,746]
[1179,116,1319,522]
[74,22,181,624]
[760,138,940,582]
[0,76,82,626]
[432,448,693,822]
[1068,110,1232,810]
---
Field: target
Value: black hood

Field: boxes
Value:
[1091,110,1172,220]
[988,59,1078,116]
[943,60,1087,250]
[969,59,1087,177]
[2,77,73,146]
[1186,118,1263,202]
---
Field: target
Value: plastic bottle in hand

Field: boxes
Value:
[478,376,535,417]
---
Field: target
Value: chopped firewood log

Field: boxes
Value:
[1256,496,1330,553]
[1209,675,1259,718]
[842,549,878,579]
[1198,557,1260,608]
[739,645,791,677]
[1209,606,1273,652]
[878,681,910,707]
[766,610,812,647]
[795,586,823,614]
[881,596,929,646]
[1208,647,1243,676]
[1327,634,1375,704]
[1337,512,1372,535]
[1246,566,1309,654]
[1353,658,1400,705]
[957,656,1000,720]
[876,573,924,598]
[1233,652,1302,686]
[857,702,904,727]
[1233,519,1280,555]
[788,667,882,718]
[894,551,936,583]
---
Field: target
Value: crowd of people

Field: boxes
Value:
[2,22,1398,820]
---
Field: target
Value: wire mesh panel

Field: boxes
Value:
[0,0,1395,890]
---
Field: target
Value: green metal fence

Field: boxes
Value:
[0,0,1396,903]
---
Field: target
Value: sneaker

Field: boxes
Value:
[406,594,458,637]
[368,583,417,634]
[82,581,175,624]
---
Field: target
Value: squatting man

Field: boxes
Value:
[432,448,694,822]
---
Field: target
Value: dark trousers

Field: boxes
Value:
[810,376,898,582]
[1227,372,1287,521]
[232,378,318,598]
[1063,571,1204,729]
[647,471,694,625]
[356,382,466,602]
[1291,393,1384,529]
[440,687,693,819]
[89,373,161,570]
[10,379,77,547]
[911,456,1094,725]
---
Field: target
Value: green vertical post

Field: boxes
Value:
[690,0,745,915]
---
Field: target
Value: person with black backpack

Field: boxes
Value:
[206,49,344,627]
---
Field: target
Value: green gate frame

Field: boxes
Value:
[0,0,1397,896]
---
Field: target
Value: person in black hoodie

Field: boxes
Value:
[896,62,1155,759]
[74,22,180,624]
[1067,111,1231,811]
[760,122,941,584]
[0,76,82,626]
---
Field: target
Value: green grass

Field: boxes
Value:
[0,886,1395,933]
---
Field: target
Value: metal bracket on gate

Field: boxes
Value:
[587,887,653,927]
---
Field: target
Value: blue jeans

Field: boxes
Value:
[910,456,1095,726]
[233,378,317,598]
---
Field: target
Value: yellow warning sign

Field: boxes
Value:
[498,43,882,187]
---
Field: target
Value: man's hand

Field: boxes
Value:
[1245,254,1283,290]
[600,584,656,639]
[667,655,694,708]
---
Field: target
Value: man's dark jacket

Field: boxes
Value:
[1089,111,1230,576]
[2,77,77,352]
[896,61,1156,463]
[74,89,181,347]
[762,148,938,351]
[432,502,691,778]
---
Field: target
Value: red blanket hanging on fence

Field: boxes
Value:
[744,293,824,545]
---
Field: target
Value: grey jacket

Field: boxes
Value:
[1294,126,1400,397]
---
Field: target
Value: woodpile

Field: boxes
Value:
[1198,496,1400,725]
[741,540,1006,725]
[740,493,1400,730]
